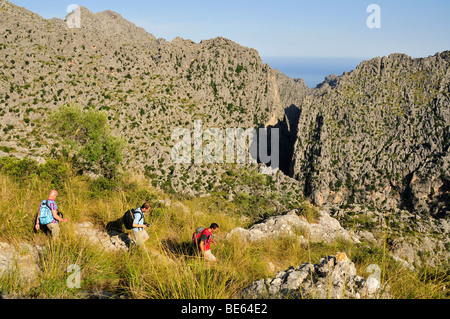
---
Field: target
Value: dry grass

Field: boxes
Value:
[0,173,448,299]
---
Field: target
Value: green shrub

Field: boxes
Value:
[48,104,125,179]
[38,159,71,189]
[89,176,118,194]
[233,191,272,218]
[0,157,70,188]
[0,146,15,153]
[0,156,39,179]
[297,202,321,223]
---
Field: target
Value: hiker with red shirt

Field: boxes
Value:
[199,223,219,262]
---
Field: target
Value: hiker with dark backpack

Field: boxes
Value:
[35,190,68,240]
[124,202,151,246]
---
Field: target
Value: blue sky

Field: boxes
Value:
[8,0,450,59]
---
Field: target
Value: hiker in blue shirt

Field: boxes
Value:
[132,202,151,245]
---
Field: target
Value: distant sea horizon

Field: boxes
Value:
[262,57,368,88]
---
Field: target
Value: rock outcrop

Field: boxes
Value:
[226,209,358,244]
[75,222,132,252]
[330,204,450,269]
[0,242,41,281]
[240,253,389,299]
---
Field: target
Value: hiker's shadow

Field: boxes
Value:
[161,238,199,258]
[105,218,133,249]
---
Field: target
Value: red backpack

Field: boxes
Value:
[192,227,205,246]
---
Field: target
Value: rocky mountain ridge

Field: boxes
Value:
[0,0,309,203]
[0,0,308,158]
[290,52,449,218]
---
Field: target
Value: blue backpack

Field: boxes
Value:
[39,200,54,225]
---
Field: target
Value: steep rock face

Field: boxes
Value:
[291,52,450,217]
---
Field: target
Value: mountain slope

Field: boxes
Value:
[0,0,309,174]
